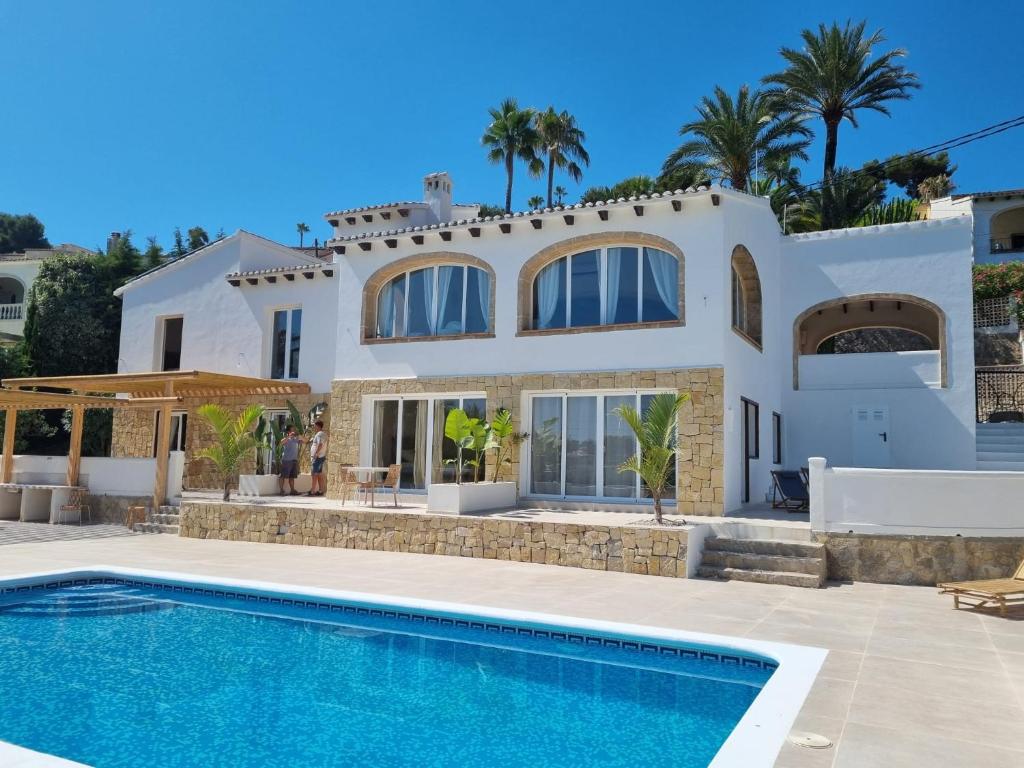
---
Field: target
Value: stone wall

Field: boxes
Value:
[85,494,150,525]
[112,394,331,491]
[819,532,1024,585]
[180,502,690,577]
[328,367,725,515]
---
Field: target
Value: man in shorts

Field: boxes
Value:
[307,420,327,496]
[278,427,302,495]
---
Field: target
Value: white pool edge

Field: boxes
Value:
[0,565,827,768]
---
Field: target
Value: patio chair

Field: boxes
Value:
[57,488,91,526]
[337,465,356,505]
[770,470,809,512]
[361,464,401,507]
[938,559,1024,617]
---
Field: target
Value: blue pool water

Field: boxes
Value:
[0,578,773,768]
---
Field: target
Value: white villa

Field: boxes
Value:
[111,172,980,517]
[929,187,1024,264]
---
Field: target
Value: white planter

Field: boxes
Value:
[238,473,313,497]
[427,482,517,515]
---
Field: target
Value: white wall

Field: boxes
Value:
[781,218,976,470]
[117,232,337,393]
[5,454,184,498]
[799,350,941,390]
[929,194,1024,264]
[809,457,1024,537]
[0,257,41,338]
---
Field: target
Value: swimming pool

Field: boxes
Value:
[0,568,824,768]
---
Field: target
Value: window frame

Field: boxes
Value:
[376,263,491,340]
[156,315,184,372]
[269,305,302,380]
[772,411,782,465]
[530,245,680,332]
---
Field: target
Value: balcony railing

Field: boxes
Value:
[0,303,23,321]
[990,235,1024,254]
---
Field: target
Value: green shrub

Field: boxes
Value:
[973,261,1024,300]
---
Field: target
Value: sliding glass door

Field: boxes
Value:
[371,395,485,490]
[527,392,676,502]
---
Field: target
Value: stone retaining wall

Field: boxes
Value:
[819,532,1024,585]
[180,502,691,578]
[85,494,149,525]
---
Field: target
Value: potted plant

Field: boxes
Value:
[426,407,525,515]
[240,414,284,496]
[195,403,264,501]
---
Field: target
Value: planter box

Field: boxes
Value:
[427,482,517,515]
[238,473,313,497]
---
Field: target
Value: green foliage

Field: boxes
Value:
[855,198,920,226]
[788,168,887,233]
[143,236,165,270]
[477,204,506,218]
[482,98,543,213]
[861,151,955,198]
[973,261,1024,300]
[171,227,187,258]
[613,392,690,524]
[443,408,480,484]
[187,226,210,251]
[662,84,812,192]
[535,107,589,207]
[526,195,545,210]
[296,222,310,247]
[485,408,528,483]
[253,415,283,475]
[554,186,568,205]
[196,403,265,501]
[0,345,55,452]
[0,213,49,252]
[61,408,112,457]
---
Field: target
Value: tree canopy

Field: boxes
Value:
[0,213,49,252]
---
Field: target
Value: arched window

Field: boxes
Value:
[376,264,491,338]
[531,246,679,330]
[731,245,762,348]
[990,205,1024,254]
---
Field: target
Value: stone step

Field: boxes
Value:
[977,450,1024,462]
[701,550,825,576]
[976,460,1024,471]
[697,566,823,588]
[976,423,1024,433]
[703,537,825,559]
[148,513,181,526]
[132,522,180,535]
[976,440,1024,451]
[159,504,180,513]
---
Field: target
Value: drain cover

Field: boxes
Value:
[787,731,833,749]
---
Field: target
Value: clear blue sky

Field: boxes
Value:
[2,0,1022,250]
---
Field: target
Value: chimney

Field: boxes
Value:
[106,231,122,252]
[423,172,453,223]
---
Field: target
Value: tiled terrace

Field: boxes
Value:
[1,532,1022,767]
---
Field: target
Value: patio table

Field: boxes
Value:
[346,466,391,508]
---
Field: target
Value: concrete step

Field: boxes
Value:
[977,460,1024,471]
[159,504,180,513]
[701,550,824,576]
[976,440,1024,452]
[976,424,1024,433]
[696,566,823,589]
[132,522,180,535]
[977,450,1024,462]
[703,537,825,559]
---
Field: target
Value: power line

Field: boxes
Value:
[798,113,1024,194]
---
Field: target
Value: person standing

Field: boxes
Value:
[307,420,327,497]
[278,427,302,495]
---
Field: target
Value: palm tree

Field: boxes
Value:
[554,185,568,205]
[195,403,264,501]
[535,107,590,208]
[614,392,690,525]
[482,98,542,213]
[763,20,920,182]
[296,222,310,248]
[788,168,885,233]
[662,85,811,192]
[526,195,545,210]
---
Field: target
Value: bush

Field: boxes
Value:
[973,261,1024,300]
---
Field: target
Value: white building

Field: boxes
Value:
[113,173,976,515]
[0,243,97,344]
[928,188,1024,264]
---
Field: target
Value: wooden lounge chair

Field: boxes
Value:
[770,470,809,512]
[938,559,1024,617]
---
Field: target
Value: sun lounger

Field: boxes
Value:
[938,559,1024,616]
[770,470,809,512]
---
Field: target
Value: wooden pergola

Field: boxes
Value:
[0,371,310,511]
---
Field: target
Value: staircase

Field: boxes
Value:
[976,422,1024,471]
[697,537,827,588]
[133,504,181,535]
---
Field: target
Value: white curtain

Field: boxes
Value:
[605,248,622,324]
[476,270,490,331]
[418,268,435,335]
[644,248,678,319]
[535,260,562,329]
[435,266,457,334]
[413,401,428,488]
[377,281,396,337]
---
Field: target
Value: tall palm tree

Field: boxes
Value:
[296,222,310,248]
[763,20,919,181]
[554,185,568,205]
[662,85,811,192]
[535,107,590,208]
[526,195,545,210]
[482,98,542,213]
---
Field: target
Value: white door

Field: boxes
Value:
[852,406,891,467]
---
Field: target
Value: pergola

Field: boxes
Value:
[0,371,310,511]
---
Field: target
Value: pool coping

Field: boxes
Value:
[0,565,827,768]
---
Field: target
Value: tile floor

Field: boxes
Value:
[0,534,1021,768]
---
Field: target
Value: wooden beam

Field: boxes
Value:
[152,399,173,511]
[65,405,84,487]
[2,407,16,483]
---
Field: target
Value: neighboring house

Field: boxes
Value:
[112,172,975,514]
[928,188,1024,264]
[0,243,97,345]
